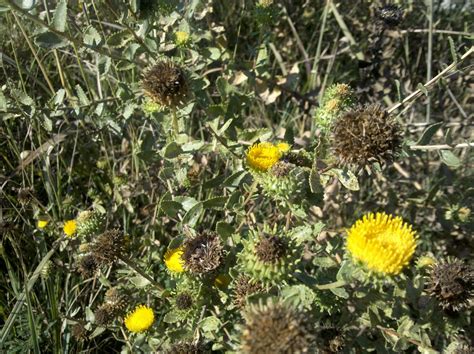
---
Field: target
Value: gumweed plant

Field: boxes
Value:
[0,1,472,353]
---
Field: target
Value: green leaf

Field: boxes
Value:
[52,0,67,32]
[181,202,203,227]
[203,196,228,210]
[216,222,235,239]
[309,167,321,193]
[129,275,151,288]
[448,36,458,64]
[161,200,182,218]
[163,311,180,324]
[222,170,249,188]
[199,316,220,333]
[415,121,443,145]
[75,84,90,105]
[13,0,36,10]
[417,83,428,97]
[325,168,359,191]
[0,90,7,111]
[83,26,102,46]
[329,287,349,299]
[163,141,184,159]
[281,285,316,309]
[439,150,461,168]
[106,30,132,48]
[34,32,68,49]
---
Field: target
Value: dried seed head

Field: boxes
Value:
[175,292,194,310]
[166,341,206,354]
[233,276,265,308]
[182,233,224,275]
[71,323,87,341]
[105,288,126,312]
[255,235,288,263]
[77,254,98,278]
[90,229,125,266]
[270,161,294,177]
[94,303,118,326]
[142,61,189,108]
[240,300,316,354]
[332,105,402,167]
[377,5,403,28]
[426,258,473,312]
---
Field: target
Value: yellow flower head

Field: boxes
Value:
[246,142,288,172]
[37,220,49,229]
[175,31,190,46]
[346,212,417,275]
[63,220,77,237]
[124,305,154,333]
[164,247,185,273]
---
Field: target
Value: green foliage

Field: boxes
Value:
[0,1,472,353]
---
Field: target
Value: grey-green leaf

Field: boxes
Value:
[53,0,67,32]
[34,32,68,49]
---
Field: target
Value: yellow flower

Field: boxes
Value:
[276,142,291,153]
[124,305,154,333]
[246,142,284,172]
[346,212,417,275]
[37,220,49,229]
[63,220,77,237]
[164,247,185,273]
[175,31,190,46]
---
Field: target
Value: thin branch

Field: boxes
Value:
[409,142,474,151]
[387,46,473,114]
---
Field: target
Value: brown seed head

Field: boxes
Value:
[426,258,473,312]
[175,292,194,310]
[90,229,125,266]
[77,254,98,278]
[142,61,189,108]
[331,104,402,167]
[240,300,316,354]
[255,235,287,263]
[233,276,265,308]
[182,233,224,275]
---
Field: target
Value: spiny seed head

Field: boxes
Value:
[90,229,125,266]
[377,5,403,28]
[255,235,288,263]
[71,323,87,341]
[76,210,104,239]
[105,288,126,312]
[426,258,473,312]
[166,341,206,354]
[182,233,224,275]
[142,61,189,108]
[175,292,193,310]
[233,276,265,308]
[240,300,316,354]
[270,161,294,177]
[77,254,98,278]
[332,104,402,167]
[94,303,118,326]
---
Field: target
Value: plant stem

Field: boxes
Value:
[172,108,180,136]
[410,142,474,151]
[388,46,473,114]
